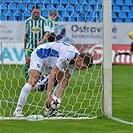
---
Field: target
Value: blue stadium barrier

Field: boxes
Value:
[116,0,124,6]
[112,0,115,5]
[45,4,53,10]
[1,3,8,14]
[37,3,44,10]
[115,18,123,22]
[113,5,121,12]
[124,18,132,22]
[112,12,117,19]
[0,0,133,22]
[128,12,133,19]
[94,5,102,11]
[15,11,22,21]
[52,0,59,5]
[4,0,11,4]
[27,2,34,11]
[77,16,84,22]
[125,0,133,6]
[41,10,48,18]
[58,6,65,16]
[60,0,68,6]
[22,0,30,3]
[44,0,51,4]
[13,0,20,4]
[75,4,82,12]
[18,3,26,13]
[78,0,87,5]
[69,0,77,5]
[6,12,14,20]
[118,12,127,19]
[66,5,73,16]
[9,3,17,13]
[122,5,131,13]
[23,11,31,20]
[0,13,6,20]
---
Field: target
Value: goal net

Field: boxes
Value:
[0,0,112,119]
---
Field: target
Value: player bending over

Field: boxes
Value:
[13,36,93,117]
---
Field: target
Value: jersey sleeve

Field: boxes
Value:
[50,21,55,33]
[55,51,79,74]
[44,18,50,32]
[25,20,29,35]
[56,58,70,73]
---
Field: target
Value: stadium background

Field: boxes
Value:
[0,0,133,65]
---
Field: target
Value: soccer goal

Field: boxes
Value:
[0,0,112,120]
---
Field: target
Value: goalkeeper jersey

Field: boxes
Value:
[31,42,80,75]
[128,31,133,42]
[25,16,50,50]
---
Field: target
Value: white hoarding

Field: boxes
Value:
[0,21,132,44]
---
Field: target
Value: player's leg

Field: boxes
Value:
[13,69,40,117]
[115,51,130,57]
[115,43,133,57]
[13,51,43,117]
[32,73,58,91]
[24,49,33,80]
[129,42,133,56]
[32,74,49,91]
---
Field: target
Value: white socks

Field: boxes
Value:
[52,83,60,96]
[15,83,32,111]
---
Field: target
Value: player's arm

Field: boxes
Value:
[38,31,50,45]
[57,70,71,99]
[38,19,50,45]
[24,21,29,50]
[46,65,59,108]
[24,34,28,50]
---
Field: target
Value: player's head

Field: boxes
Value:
[49,10,58,21]
[47,33,56,42]
[75,53,93,70]
[32,5,41,20]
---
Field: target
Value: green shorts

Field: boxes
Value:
[25,49,33,57]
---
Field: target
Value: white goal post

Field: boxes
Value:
[0,0,112,120]
[103,0,112,117]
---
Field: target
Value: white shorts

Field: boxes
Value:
[29,51,45,73]
[29,51,53,74]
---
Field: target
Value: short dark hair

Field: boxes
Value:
[32,5,40,11]
[79,52,93,68]
[48,33,56,42]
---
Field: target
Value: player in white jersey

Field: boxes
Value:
[13,34,93,117]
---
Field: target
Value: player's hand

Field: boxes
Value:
[45,95,53,109]
[38,40,44,45]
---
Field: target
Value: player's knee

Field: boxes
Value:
[28,77,39,87]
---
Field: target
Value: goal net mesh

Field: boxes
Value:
[0,0,103,119]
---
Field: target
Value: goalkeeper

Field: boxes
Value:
[115,31,133,57]
[13,34,93,117]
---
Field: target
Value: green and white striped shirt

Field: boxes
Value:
[47,19,55,33]
[25,16,50,50]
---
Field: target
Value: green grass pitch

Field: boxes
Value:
[0,65,132,133]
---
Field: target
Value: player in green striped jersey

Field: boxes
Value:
[47,10,58,33]
[24,5,50,80]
